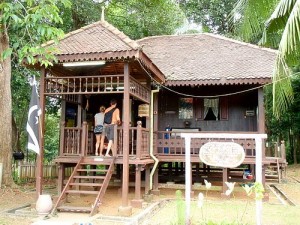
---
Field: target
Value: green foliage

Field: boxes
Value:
[253,182,265,200]
[44,113,60,163]
[175,190,185,225]
[106,0,185,39]
[231,0,300,118]
[265,73,300,163]
[180,0,236,35]
[0,0,71,66]
[58,0,103,31]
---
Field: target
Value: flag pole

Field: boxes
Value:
[36,68,46,196]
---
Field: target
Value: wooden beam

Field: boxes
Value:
[121,62,130,207]
[258,88,265,133]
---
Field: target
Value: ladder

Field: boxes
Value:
[51,156,115,216]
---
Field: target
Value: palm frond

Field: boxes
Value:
[230,0,278,42]
[262,0,297,47]
[272,56,294,118]
[278,0,300,65]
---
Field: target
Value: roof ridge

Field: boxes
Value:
[42,20,139,50]
[100,20,139,50]
[202,33,277,54]
[138,33,277,54]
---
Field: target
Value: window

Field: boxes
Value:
[179,98,193,119]
[194,97,228,121]
[204,98,219,120]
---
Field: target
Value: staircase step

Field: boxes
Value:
[77,169,108,172]
[69,182,103,187]
[73,175,106,179]
[81,160,113,164]
[66,190,99,195]
[57,206,91,213]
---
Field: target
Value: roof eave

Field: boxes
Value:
[137,51,165,84]
[165,78,272,86]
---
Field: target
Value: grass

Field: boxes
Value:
[145,199,300,225]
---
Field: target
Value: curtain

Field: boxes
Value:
[204,98,219,120]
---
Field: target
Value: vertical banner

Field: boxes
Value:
[26,76,41,154]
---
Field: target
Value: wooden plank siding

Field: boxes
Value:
[157,86,258,132]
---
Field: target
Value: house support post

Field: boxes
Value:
[258,87,269,201]
[145,165,150,194]
[118,62,132,216]
[131,164,143,208]
[36,68,46,196]
[57,163,65,194]
[151,167,160,196]
[81,122,87,156]
[221,168,229,197]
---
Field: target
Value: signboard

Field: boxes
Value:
[200,142,245,168]
[138,104,149,117]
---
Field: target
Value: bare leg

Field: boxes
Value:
[99,134,105,156]
[105,140,113,156]
[95,134,100,155]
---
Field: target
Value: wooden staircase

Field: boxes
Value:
[265,158,287,183]
[51,156,115,216]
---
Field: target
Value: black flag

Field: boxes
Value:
[26,77,41,154]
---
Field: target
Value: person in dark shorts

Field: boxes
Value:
[103,99,121,157]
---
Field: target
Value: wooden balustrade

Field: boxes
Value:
[44,75,151,103]
[61,126,82,156]
[45,75,125,95]
[129,77,150,103]
[155,131,258,157]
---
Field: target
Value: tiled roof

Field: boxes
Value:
[45,20,140,61]
[138,33,277,86]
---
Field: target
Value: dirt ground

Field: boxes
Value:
[0,164,299,225]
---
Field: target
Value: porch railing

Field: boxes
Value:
[60,122,150,159]
[155,131,259,158]
[60,123,82,156]
[116,125,150,159]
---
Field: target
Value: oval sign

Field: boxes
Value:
[200,142,245,168]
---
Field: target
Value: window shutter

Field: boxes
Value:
[220,97,228,120]
[194,98,204,120]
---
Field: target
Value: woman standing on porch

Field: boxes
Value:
[94,105,106,156]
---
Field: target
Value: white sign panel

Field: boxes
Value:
[200,142,245,168]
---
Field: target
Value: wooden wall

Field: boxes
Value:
[157,85,258,132]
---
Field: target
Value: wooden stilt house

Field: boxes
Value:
[32,19,286,215]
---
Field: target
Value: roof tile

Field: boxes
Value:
[45,21,140,56]
[138,33,276,85]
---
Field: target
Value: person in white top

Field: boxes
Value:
[94,105,105,156]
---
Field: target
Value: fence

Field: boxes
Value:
[13,162,72,180]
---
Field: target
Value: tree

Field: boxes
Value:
[105,0,185,39]
[58,0,103,31]
[179,0,237,35]
[0,0,70,186]
[231,0,300,118]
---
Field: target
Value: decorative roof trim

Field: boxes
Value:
[165,78,272,86]
[54,50,140,63]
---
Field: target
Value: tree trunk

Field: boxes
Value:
[294,135,299,164]
[0,23,14,186]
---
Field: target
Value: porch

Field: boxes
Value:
[56,123,287,186]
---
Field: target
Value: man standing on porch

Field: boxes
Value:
[103,99,121,157]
